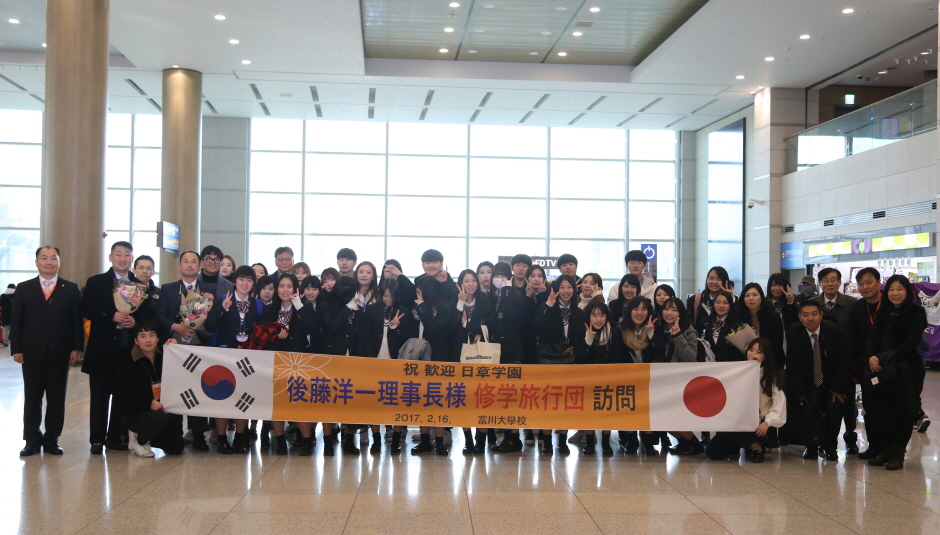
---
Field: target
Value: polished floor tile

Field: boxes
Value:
[0,344,938,534]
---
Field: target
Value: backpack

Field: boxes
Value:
[398,338,433,361]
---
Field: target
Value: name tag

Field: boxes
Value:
[870,377,879,386]
[151,382,162,401]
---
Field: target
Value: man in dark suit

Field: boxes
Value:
[786,300,852,461]
[10,246,83,456]
[154,250,211,450]
[81,240,154,454]
[813,267,861,454]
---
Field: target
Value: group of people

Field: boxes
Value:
[4,240,931,471]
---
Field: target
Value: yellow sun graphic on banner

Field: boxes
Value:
[273,352,332,395]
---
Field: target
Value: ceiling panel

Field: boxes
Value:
[0,90,43,110]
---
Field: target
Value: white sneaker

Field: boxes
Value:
[128,431,155,458]
[182,429,194,444]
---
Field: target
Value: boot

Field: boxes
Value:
[462,429,475,455]
[275,434,288,455]
[640,433,659,456]
[885,446,904,470]
[299,436,314,457]
[868,448,891,466]
[858,446,880,460]
[541,434,553,455]
[390,431,402,454]
[582,433,596,455]
[621,431,639,454]
[557,433,570,454]
[370,433,382,454]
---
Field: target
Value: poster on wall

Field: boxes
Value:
[914,282,940,363]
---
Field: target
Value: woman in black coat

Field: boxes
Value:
[766,272,800,329]
[865,275,927,470]
[736,282,786,368]
[579,300,624,456]
[454,269,497,455]
[697,290,743,363]
[534,275,586,455]
[686,266,735,331]
[259,273,318,456]
[317,267,357,356]
[616,296,663,455]
[609,274,641,326]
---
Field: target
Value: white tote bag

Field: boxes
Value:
[459,325,501,364]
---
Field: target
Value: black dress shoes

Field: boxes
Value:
[43,443,64,455]
[823,449,839,461]
[802,447,817,459]
[90,443,104,455]
[105,440,128,451]
[19,444,42,457]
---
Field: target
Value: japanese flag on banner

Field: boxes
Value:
[648,361,760,432]
[162,345,275,420]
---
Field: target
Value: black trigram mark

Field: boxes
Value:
[236,357,255,377]
[180,388,199,409]
[235,392,255,413]
[183,353,202,373]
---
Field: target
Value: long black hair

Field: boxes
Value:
[746,337,784,397]
[653,283,676,317]
[551,274,580,308]
[661,297,691,332]
[622,296,653,331]
[370,277,401,327]
[355,261,379,304]
[457,269,487,304]
[416,276,445,312]
[736,282,772,319]
[708,290,737,322]
[766,273,790,303]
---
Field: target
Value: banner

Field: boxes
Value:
[162,345,760,431]
[914,282,940,363]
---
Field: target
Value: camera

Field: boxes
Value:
[855,74,864,80]
[747,200,755,209]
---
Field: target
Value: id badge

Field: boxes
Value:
[151,382,162,401]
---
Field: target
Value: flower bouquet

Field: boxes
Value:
[113,279,149,314]
[726,324,757,354]
[180,290,212,330]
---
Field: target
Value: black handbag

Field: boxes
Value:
[778,402,822,447]
[539,342,574,364]
[863,352,896,391]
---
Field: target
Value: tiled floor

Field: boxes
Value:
[1,344,938,534]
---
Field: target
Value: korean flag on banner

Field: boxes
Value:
[647,361,759,432]
[163,345,275,421]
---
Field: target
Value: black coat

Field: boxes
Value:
[534,301,587,362]
[453,294,497,354]
[81,268,154,374]
[360,304,415,358]
[204,295,261,348]
[0,290,13,326]
[847,298,881,367]
[579,326,625,364]
[155,279,212,343]
[492,285,538,364]
[785,322,851,406]
[317,278,357,356]
[615,325,662,364]
[260,302,318,352]
[871,303,927,369]
[120,348,165,416]
[9,276,84,361]
[414,301,458,362]
[741,306,787,368]
[697,315,745,362]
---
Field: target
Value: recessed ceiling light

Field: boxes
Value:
[749,91,756,95]
[878,70,887,74]
[922,51,930,55]
[172,65,179,68]
[558,52,567,56]
[556,6,567,10]
[444,27,454,32]
[765,56,774,61]
[468,50,477,53]
[214,14,226,21]
[483,4,494,8]
[572,31,582,37]
[439,48,449,53]
[842,8,854,14]
[800,34,810,39]
[229,39,239,45]
[241,59,251,65]
[758,86,764,89]
[541,31,551,35]
[735,75,744,79]
[529,52,538,55]
[41,43,46,48]
[8,18,20,24]
[474,29,485,33]
[449,2,460,7]
[589,7,600,13]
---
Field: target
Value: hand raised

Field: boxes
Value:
[221,291,233,310]
[389,310,404,327]
[546,287,558,307]
[457,283,469,302]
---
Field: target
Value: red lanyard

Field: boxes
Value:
[867,299,881,325]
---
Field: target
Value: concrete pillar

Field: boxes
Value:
[40,0,110,283]
[160,68,203,273]
[746,87,818,284]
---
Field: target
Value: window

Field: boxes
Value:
[0,110,43,287]
[246,120,679,287]
[707,119,745,290]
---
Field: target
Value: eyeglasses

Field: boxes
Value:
[820,278,841,283]
[627,261,645,267]
[276,257,293,262]
[203,257,220,264]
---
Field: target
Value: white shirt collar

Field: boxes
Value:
[40,274,58,286]
[806,325,821,337]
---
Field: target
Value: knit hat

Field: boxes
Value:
[800,275,815,285]
[510,254,532,267]
[421,249,444,263]
[557,253,578,267]
[336,248,357,262]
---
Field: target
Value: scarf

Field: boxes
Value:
[621,327,649,351]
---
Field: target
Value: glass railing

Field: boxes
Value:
[785,79,937,173]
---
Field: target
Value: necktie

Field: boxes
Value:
[712,318,724,338]
[560,304,570,325]
[42,280,54,300]
[278,309,292,326]
[826,301,835,311]
[236,300,250,314]
[465,303,475,322]
[812,333,823,387]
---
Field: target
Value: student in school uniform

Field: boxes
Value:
[556,254,581,289]
[509,254,532,292]
[616,296,663,455]
[652,284,676,321]
[476,261,495,296]
[204,266,261,454]
[686,266,735,331]
[381,259,417,307]
[578,300,624,456]
[490,262,525,452]
[453,269,497,455]
[534,275,585,455]
[767,272,800,329]
[609,274,641,326]
[697,290,743,363]
[577,273,606,310]
[317,267,357,357]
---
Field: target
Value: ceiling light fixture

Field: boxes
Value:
[558,52,567,56]
[444,27,454,32]
[241,59,251,65]
[572,31,582,37]
[214,14,226,20]
[922,51,931,55]
[765,56,774,61]
[468,50,477,53]
[842,8,853,14]
[8,18,20,24]
[172,65,179,68]
[750,91,756,95]
[758,86,764,89]
[529,52,538,55]
[589,7,600,13]
[878,70,887,74]
[449,2,460,7]
[800,34,810,39]
[483,4,494,8]
[229,39,239,44]
[41,43,46,47]
[735,75,744,79]
[541,31,551,35]
[474,29,484,32]
[556,7,567,10]
[439,48,449,53]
